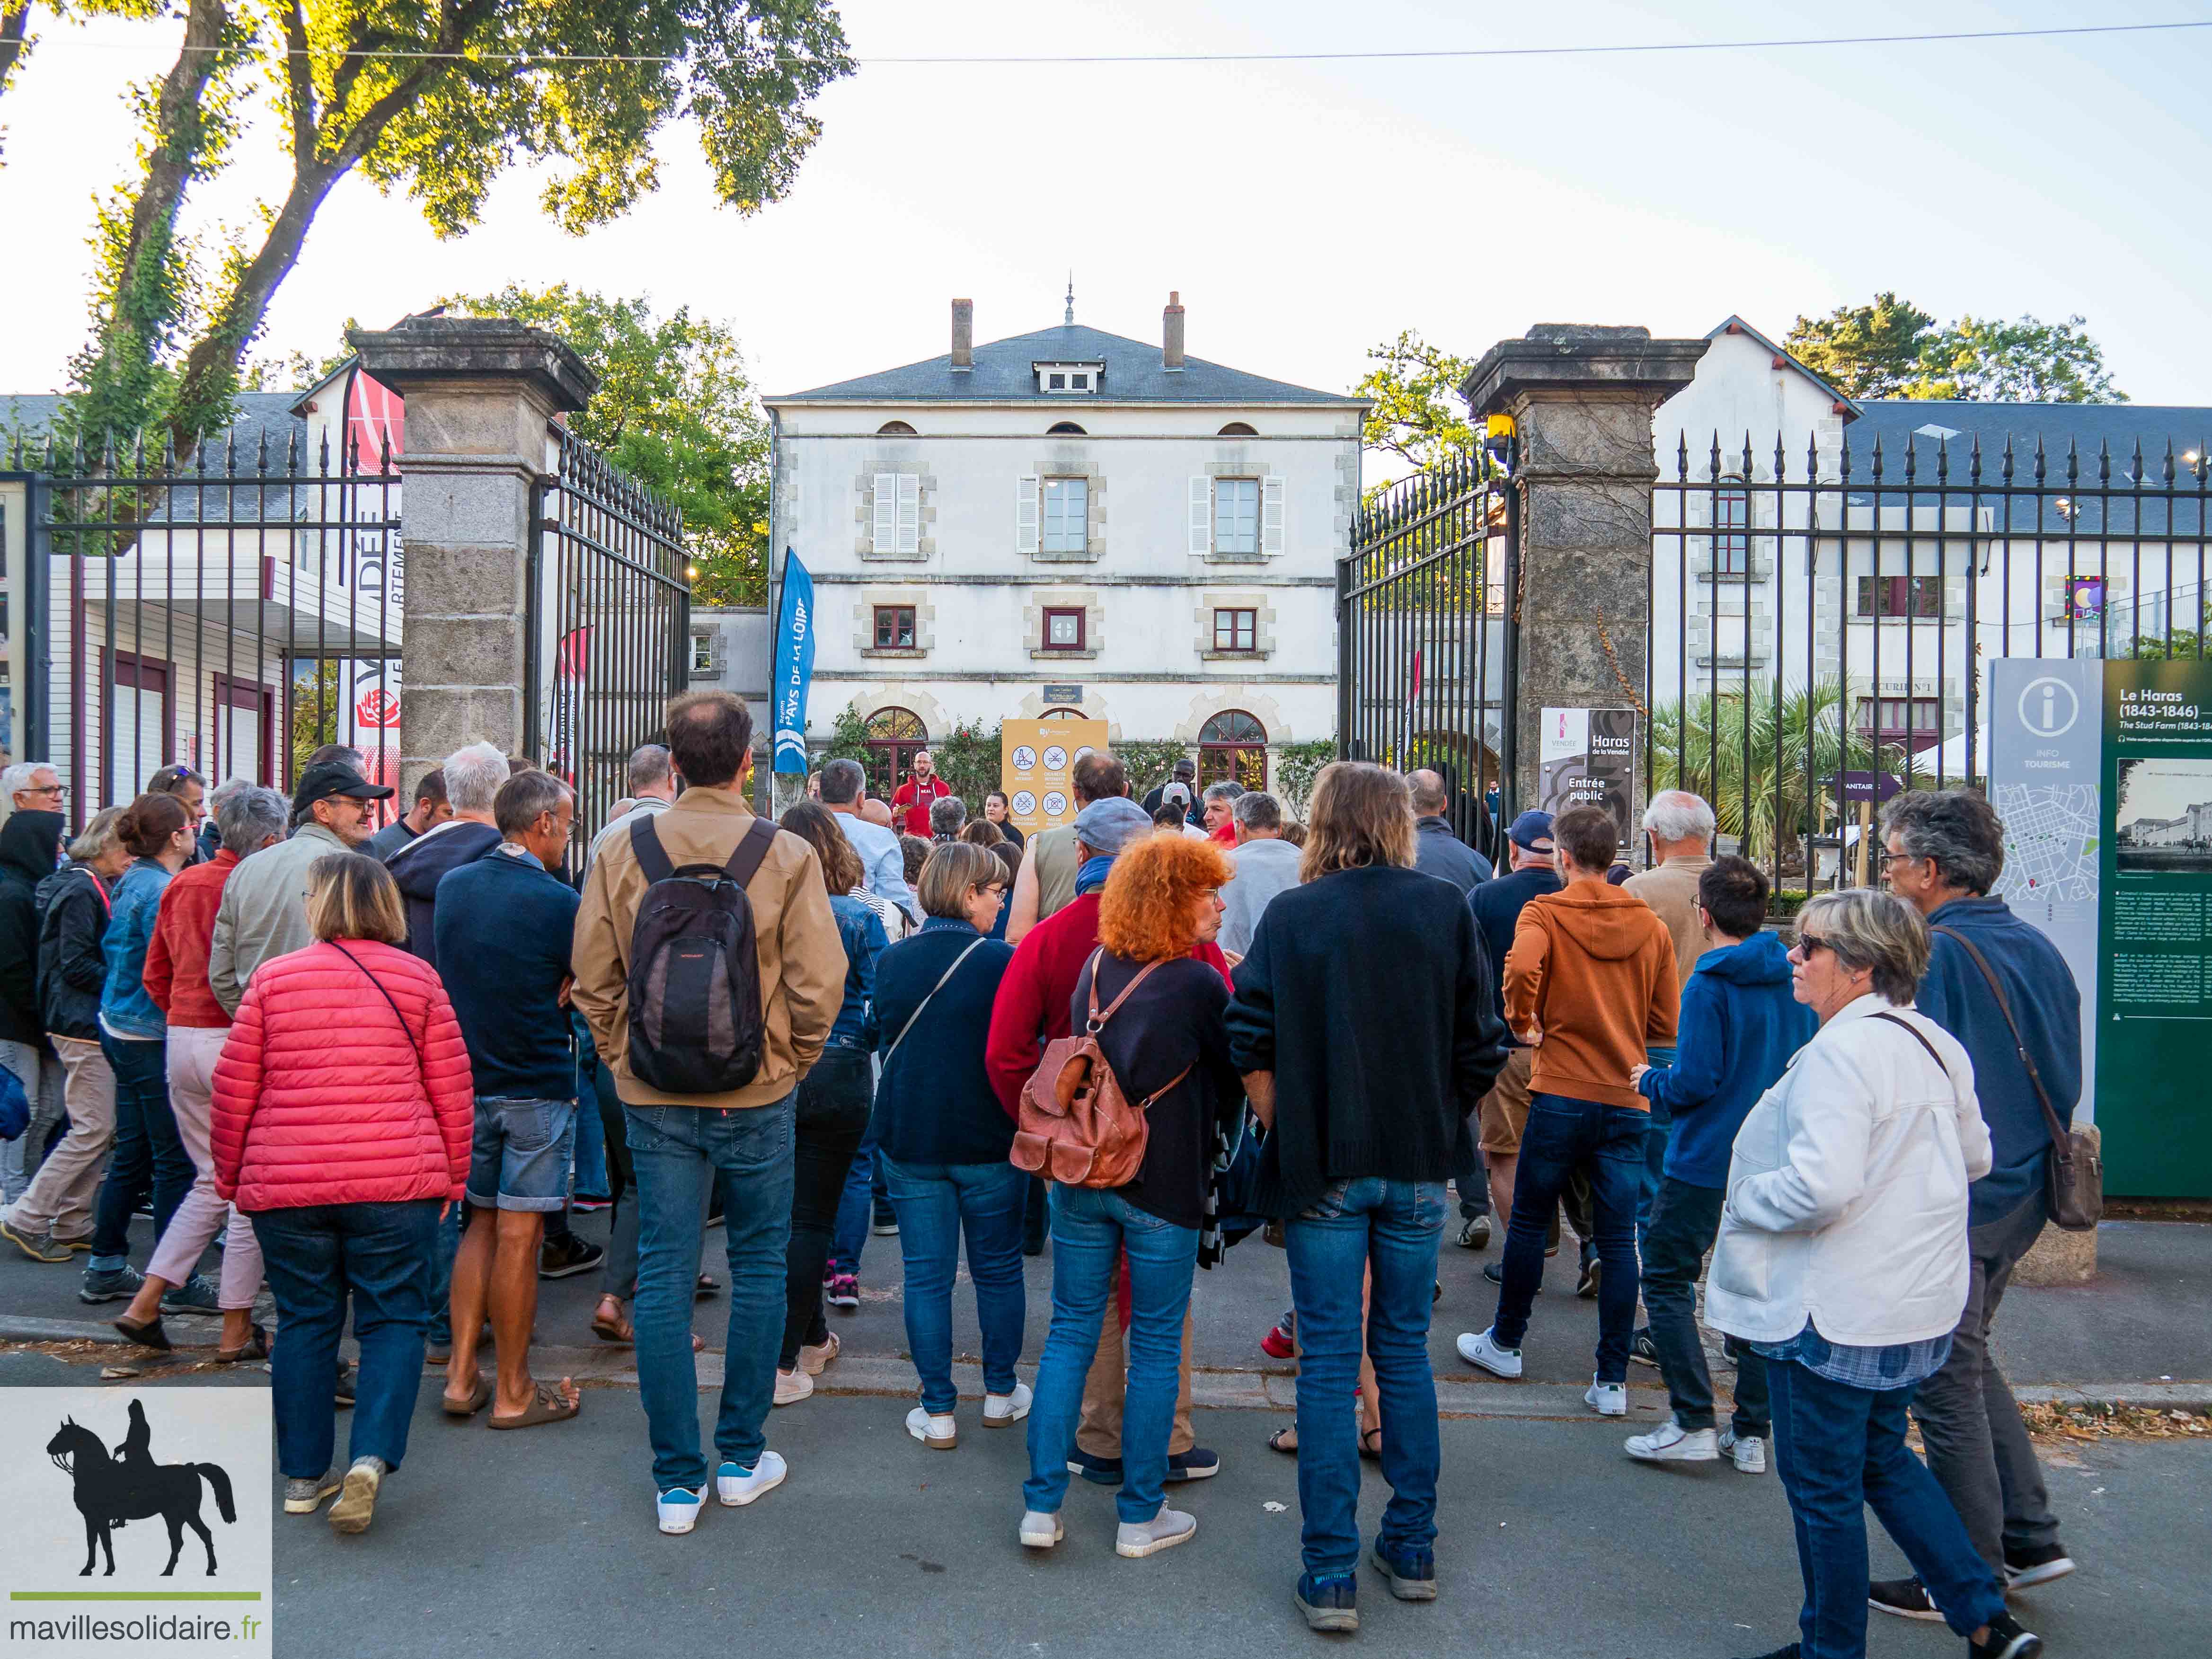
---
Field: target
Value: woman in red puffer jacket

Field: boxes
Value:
[213,850,472,1535]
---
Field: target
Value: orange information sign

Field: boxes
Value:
[1000,718,1109,836]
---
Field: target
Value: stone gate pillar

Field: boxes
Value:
[1461,326,1708,817]
[348,317,598,791]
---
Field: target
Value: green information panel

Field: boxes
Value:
[2099,659,2212,1196]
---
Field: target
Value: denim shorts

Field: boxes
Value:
[466,1096,577,1212]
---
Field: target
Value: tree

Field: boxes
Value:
[1786,294,2126,405]
[1649,680,1853,867]
[1353,329,1479,474]
[1272,738,1335,819]
[63,0,851,458]
[0,0,167,165]
[444,285,769,604]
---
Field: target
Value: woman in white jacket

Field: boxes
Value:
[1708,889,2041,1659]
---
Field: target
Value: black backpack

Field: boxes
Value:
[624,813,778,1094]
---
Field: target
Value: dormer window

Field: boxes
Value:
[1034,361,1104,395]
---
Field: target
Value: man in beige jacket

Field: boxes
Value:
[1621,789,1715,1265]
[571,690,843,1534]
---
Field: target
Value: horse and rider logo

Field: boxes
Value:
[44,1399,237,1577]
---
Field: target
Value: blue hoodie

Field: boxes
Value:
[1636,930,1814,1187]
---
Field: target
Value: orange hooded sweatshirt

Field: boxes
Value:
[1503,876,1680,1109]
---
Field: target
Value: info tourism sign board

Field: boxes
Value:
[2097,658,2212,1197]
[1537,706,1638,854]
[1000,718,1109,837]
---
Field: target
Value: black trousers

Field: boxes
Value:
[779,1048,873,1369]
[1644,1175,1769,1435]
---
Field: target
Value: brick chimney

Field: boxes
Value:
[1162,291,1186,371]
[951,299,973,370]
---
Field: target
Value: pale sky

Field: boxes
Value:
[3,0,2210,430]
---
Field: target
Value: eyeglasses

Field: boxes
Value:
[1790,930,1833,958]
[22,783,66,798]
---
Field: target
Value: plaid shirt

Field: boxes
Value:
[1751,1322,1953,1392]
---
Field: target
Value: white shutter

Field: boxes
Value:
[1262,475,1285,555]
[871,472,897,554]
[1016,475,1040,554]
[896,473,920,554]
[1188,476,1212,555]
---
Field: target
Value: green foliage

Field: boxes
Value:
[1273,739,1336,818]
[62,0,852,459]
[1353,329,1478,479]
[289,659,342,779]
[1109,739,1190,802]
[928,719,1005,816]
[816,705,872,771]
[1650,681,1856,866]
[1786,293,2126,405]
[444,284,769,605]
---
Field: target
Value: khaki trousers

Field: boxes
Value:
[9,1036,116,1241]
[1075,1282,1196,1458]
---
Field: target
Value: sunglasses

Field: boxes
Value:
[1790,930,1833,958]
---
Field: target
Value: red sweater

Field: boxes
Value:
[142,849,240,1030]
[984,891,1232,1115]
[890,775,952,836]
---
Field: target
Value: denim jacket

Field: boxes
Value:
[99,857,174,1039]
[827,891,888,1051]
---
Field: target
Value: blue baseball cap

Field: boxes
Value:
[1508,810,1555,853]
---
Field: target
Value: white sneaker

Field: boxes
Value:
[1720,1429,1768,1474]
[983,1383,1032,1427]
[1625,1420,1717,1462]
[1115,1508,1196,1559]
[1018,1509,1063,1550]
[656,1484,706,1534]
[714,1449,787,1507]
[773,1367,814,1406]
[1585,1377,1628,1417]
[1456,1327,1522,1378]
[907,1405,957,1449]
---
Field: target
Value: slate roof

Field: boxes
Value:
[0,392,319,523]
[769,323,1362,407]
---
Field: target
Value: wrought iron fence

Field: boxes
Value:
[530,426,691,874]
[4,424,403,826]
[1652,426,2212,898]
[1337,452,1516,856]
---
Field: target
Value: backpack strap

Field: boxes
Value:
[723,817,777,887]
[1083,949,1168,1032]
[629,812,775,889]
[1930,923,2073,1167]
[630,812,675,884]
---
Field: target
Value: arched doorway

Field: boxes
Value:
[865,706,929,801]
[1042,706,1084,719]
[1199,709,1268,792]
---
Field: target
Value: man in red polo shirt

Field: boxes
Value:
[890,750,951,837]
[985,794,1229,1490]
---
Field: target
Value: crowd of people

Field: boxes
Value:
[0,726,2081,1655]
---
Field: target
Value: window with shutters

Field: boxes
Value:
[869,472,922,557]
[1213,478,1259,555]
[1194,475,1282,559]
[1041,478,1088,554]
[1212,608,1257,653]
[873,606,916,650]
[1042,608,1086,651]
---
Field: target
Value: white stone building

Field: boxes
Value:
[762,294,1363,796]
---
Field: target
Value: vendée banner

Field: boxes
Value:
[772,549,814,775]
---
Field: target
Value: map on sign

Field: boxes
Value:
[1992,782,2100,903]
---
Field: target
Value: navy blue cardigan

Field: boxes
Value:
[871,917,1018,1167]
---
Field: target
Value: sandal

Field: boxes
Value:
[442,1376,492,1418]
[112,1313,171,1351]
[488,1381,582,1430]
[1359,1427,1384,1462]
[1268,1426,1298,1456]
[214,1323,269,1364]
[591,1303,634,1346]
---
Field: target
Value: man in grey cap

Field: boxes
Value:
[984,791,1228,1486]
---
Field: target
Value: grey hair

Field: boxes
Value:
[818,757,866,806]
[1880,788,2002,896]
[1407,768,1449,815]
[1,761,53,801]
[442,741,508,815]
[495,768,571,838]
[1203,779,1244,805]
[68,806,125,863]
[1232,791,1283,833]
[1796,888,1929,1005]
[627,743,672,794]
[929,794,966,837]
[215,785,287,854]
[1642,789,1716,845]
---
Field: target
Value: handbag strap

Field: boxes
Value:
[884,935,988,1066]
[1870,1010,1949,1075]
[330,941,424,1071]
[1929,923,2073,1165]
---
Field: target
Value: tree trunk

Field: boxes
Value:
[118,0,232,293]
[0,7,32,106]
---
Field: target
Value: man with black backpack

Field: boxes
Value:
[571,690,844,1537]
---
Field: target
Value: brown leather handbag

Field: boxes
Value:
[1011,949,1191,1189]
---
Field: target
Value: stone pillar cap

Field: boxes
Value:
[346,315,599,412]
[1460,324,1708,417]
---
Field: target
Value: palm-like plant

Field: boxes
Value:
[1650,680,1884,868]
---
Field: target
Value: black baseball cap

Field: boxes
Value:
[293,760,394,811]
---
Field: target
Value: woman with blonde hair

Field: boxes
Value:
[1019,834,1245,1562]
[212,852,472,1534]
[1225,761,1507,1629]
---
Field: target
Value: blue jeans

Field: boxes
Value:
[571,1010,612,1199]
[1492,1093,1645,1380]
[828,1117,886,1275]
[251,1200,439,1478]
[881,1155,1027,1412]
[1768,1358,2008,1658]
[626,1096,796,1493]
[1637,1047,1675,1253]
[426,1202,465,1349]
[1023,1184,1197,1524]
[1284,1177,1447,1578]
[88,1032,191,1270]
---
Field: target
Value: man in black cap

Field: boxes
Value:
[208,760,393,1015]
[1141,758,1203,828]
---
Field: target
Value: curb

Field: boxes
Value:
[9,1316,2208,1418]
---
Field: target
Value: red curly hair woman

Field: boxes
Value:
[1018,834,1246,1562]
